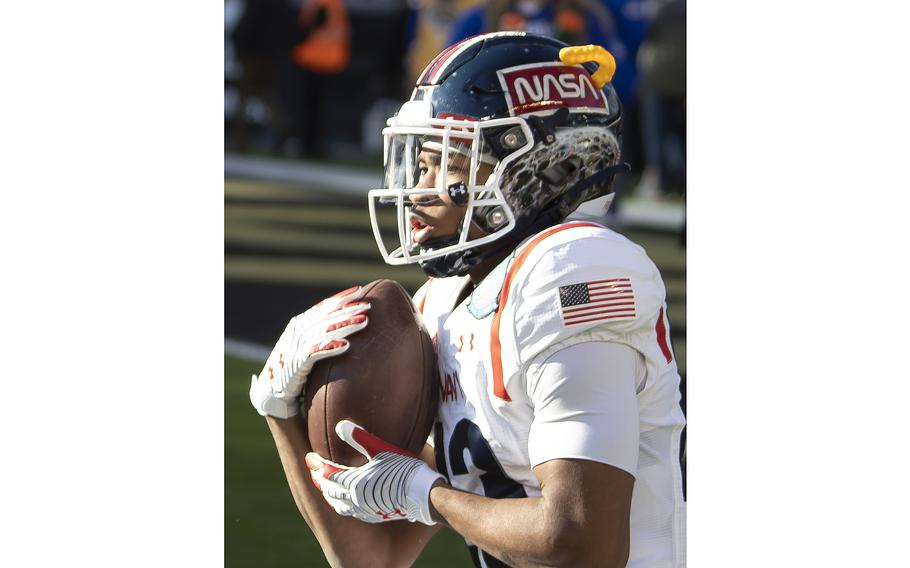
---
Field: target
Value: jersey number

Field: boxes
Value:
[436,418,526,568]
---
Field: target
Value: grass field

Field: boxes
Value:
[225,174,685,565]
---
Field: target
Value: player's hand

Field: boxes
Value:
[249,286,370,419]
[305,420,445,525]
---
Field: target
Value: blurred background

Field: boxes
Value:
[224,0,685,565]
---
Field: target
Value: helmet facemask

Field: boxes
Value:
[367,100,535,268]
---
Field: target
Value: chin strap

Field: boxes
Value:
[417,235,482,278]
[417,163,630,278]
[526,162,630,228]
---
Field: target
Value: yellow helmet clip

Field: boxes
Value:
[559,45,616,89]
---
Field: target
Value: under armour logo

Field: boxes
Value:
[378,508,407,520]
[456,334,475,353]
[447,181,468,206]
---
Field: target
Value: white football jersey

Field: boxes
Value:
[414,221,686,568]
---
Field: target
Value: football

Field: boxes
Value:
[304,279,438,467]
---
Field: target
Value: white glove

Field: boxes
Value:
[249,286,370,419]
[305,420,445,526]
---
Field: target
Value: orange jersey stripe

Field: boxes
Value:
[490,222,604,401]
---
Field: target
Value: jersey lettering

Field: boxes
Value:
[440,371,462,402]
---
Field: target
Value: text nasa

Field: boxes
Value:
[500,64,605,113]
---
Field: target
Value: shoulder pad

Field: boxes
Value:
[505,223,666,366]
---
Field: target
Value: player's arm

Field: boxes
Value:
[249,285,439,567]
[266,416,441,568]
[427,341,639,567]
[429,459,632,568]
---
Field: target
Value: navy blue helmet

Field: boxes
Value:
[368,32,626,277]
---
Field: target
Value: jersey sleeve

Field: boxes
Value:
[508,233,667,368]
[526,341,643,475]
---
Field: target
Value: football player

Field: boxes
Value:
[250,32,686,568]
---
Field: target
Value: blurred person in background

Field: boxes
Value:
[224,0,353,157]
[344,0,412,108]
[596,0,650,179]
[599,0,649,103]
[293,0,412,158]
[288,0,352,157]
[226,0,413,158]
[404,0,482,88]
[226,0,298,153]
[633,0,685,199]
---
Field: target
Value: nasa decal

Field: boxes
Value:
[496,62,608,117]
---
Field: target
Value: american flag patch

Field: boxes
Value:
[558,278,636,326]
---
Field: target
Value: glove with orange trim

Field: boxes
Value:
[249,286,370,419]
[306,420,445,525]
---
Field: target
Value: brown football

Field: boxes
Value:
[304,279,438,467]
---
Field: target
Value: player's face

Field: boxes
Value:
[408,149,493,246]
